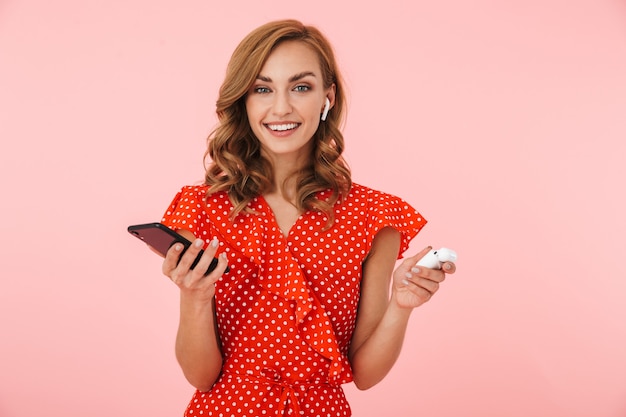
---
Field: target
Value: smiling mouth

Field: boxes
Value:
[266,123,300,132]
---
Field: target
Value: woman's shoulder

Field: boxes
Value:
[176,183,209,196]
[346,183,426,253]
[172,184,229,201]
[165,184,232,213]
[162,184,232,230]
[345,182,421,219]
[347,182,406,203]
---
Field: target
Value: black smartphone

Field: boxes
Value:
[127,222,228,274]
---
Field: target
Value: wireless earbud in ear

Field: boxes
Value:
[321,97,331,121]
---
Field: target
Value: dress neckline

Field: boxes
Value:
[255,188,335,238]
[256,194,305,238]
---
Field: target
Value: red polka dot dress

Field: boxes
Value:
[161,183,426,416]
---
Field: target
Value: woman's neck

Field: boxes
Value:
[268,166,299,203]
[263,150,311,201]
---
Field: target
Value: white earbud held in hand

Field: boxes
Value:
[416,248,458,269]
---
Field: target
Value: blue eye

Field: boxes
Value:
[294,85,310,92]
[254,87,271,94]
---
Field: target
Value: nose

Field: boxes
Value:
[271,92,292,117]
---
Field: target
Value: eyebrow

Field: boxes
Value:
[256,71,317,83]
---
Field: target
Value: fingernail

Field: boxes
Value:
[402,279,410,285]
[411,267,420,273]
[194,239,204,248]
[405,272,412,278]
[444,263,452,270]
[220,252,228,259]
[174,243,183,251]
[211,237,219,248]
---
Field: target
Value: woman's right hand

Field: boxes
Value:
[161,232,229,303]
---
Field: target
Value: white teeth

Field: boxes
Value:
[267,123,298,131]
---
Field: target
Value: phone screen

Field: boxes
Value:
[128,222,190,257]
[127,222,228,274]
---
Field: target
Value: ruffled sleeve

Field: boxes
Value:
[364,186,427,258]
[160,185,213,241]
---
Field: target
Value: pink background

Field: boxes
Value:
[1,1,625,416]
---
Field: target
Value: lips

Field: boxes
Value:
[265,123,300,132]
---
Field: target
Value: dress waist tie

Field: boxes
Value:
[225,369,337,416]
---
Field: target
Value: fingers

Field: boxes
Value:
[402,246,433,267]
[162,241,185,277]
[442,261,456,274]
[176,238,206,273]
[192,238,230,277]
[401,246,457,276]
[403,267,442,290]
[393,246,458,308]
[414,263,446,282]
[400,249,452,295]
[162,237,229,286]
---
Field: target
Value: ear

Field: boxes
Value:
[326,83,336,109]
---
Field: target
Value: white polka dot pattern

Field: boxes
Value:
[161,183,426,416]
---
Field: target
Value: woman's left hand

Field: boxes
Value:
[391,246,456,309]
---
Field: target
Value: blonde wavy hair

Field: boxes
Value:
[203,19,351,227]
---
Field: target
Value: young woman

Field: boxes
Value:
[159,19,456,417]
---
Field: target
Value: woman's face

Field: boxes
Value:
[245,40,335,164]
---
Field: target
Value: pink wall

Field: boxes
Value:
[1,1,625,416]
